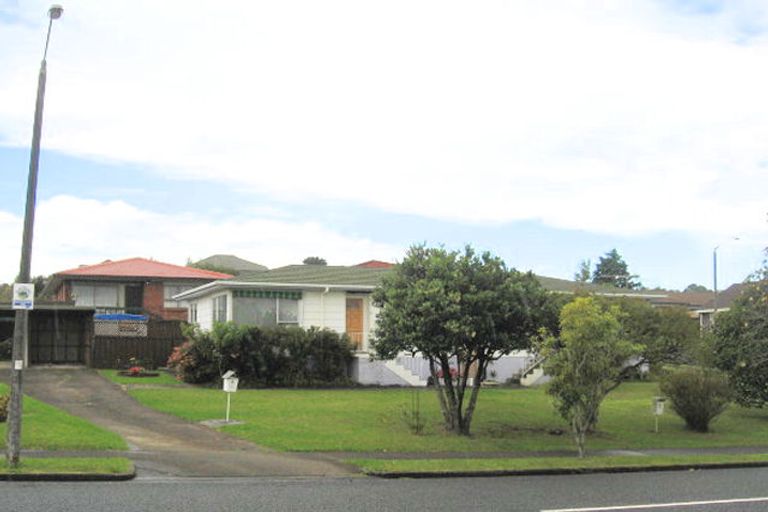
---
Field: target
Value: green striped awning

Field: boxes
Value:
[233,290,302,300]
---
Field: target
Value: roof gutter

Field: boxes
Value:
[173,280,377,301]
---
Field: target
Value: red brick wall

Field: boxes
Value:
[143,282,165,319]
[143,282,190,321]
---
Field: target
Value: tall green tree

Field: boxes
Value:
[543,297,640,457]
[574,259,591,282]
[592,249,641,289]
[606,297,700,381]
[373,245,558,435]
[0,283,11,302]
[712,255,768,407]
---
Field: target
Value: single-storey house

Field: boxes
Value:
[175,262,743,386]
[174,264,656,386]
[43,257,233,321]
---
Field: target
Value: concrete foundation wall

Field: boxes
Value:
[350,356,411,386]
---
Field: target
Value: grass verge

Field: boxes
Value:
[350,453,768,475]
[127,382,768,453]
[98,369,183,387]
[0,457,133,475]
[0,383,127,451]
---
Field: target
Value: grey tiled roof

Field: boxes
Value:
[237,264,661,296]
[238,265,391,287]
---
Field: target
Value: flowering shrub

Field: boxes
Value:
[128,366,144,376]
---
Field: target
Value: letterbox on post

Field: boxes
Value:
[222,371,239,422]
[223,370,239,393]
[652,396,666,433]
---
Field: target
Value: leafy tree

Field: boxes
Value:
[607,297,700,380]
[302,257,327,266]
[0,275,48,300]
[684,283,710,293]
[373,245,558,435]
[592,249,641,289]
[543,297,640,457]
[0,283,10,302]
[712,255,768,407]
[574,259,591,282]
[30,275,48,298]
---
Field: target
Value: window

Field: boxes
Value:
[71,283,119,308]
[213,295,228,323]
[164,284,195,308]
[277,299,299,324]
[189,302,198,324]
[232,293,300,327]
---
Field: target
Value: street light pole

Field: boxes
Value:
[713,246,719,315]
[712,237,740,321]
[6,4,63,468]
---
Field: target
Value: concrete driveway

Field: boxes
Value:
[22,367,355,478]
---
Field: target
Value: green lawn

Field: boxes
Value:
[0,384,127,451]
[127,382,768,453]
[350,453,768,475]
[98,369,183,387]
[0,457,133,475]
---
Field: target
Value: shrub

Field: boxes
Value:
[0,394,9,422]
[659,366,733,433]
[167,327,219,384]
[0,338,11,360]
[168,323,353,387]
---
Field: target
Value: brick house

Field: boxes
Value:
[44,257,233,320]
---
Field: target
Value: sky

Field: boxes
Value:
[0,0,766,290]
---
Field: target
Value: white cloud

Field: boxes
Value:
[0,195,403,282]
[0,1,767,241]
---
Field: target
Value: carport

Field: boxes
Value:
[0,304,95,366]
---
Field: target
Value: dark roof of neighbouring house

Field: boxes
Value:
[533,275,663,297]
[643,283,752,312]
[194,254,268,273]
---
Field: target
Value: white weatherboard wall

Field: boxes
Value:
[190,291,232,331]
[193,296,214,330]
[300,290,346,332]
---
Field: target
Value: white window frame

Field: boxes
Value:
[276,298,299,325]
[213,294,228,324]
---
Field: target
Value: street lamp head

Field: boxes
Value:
[48,5,63,20]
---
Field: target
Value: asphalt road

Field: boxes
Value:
[3,467,768,512]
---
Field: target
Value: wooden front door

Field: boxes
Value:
[345,298,364,350]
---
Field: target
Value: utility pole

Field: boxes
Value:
[6,5,63,468]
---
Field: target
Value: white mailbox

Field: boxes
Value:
[222,371,239,393]
[222,371,238,422]
[653,396,666,416]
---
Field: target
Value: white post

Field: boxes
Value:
[226,393,231,422]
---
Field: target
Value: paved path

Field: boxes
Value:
[22,367,355,478]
